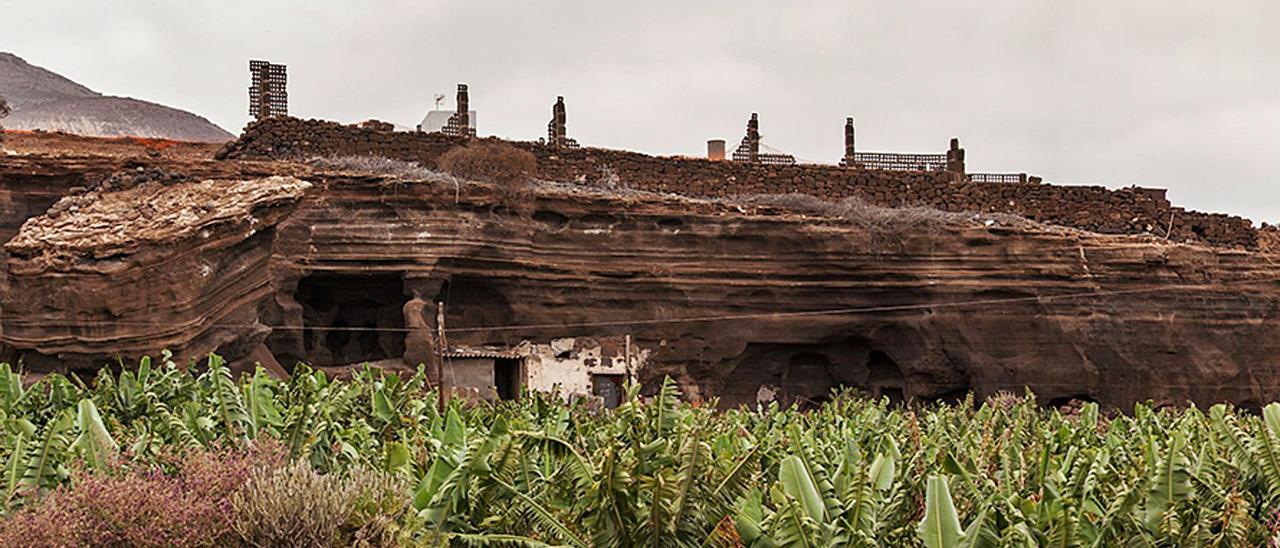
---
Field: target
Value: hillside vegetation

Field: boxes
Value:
[0,354,1277,546]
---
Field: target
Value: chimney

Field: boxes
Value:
[946,137,965,176]
[843,117,856,165]
[456,83,470,130]
[707,139,726,161]
[547,96,567,147]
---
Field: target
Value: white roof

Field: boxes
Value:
[416,110,477,133]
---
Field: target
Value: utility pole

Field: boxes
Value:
[434,302,447,413]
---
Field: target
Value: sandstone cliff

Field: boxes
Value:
[4,174,310,370]
[3,158,1277,410]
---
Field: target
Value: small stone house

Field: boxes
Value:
[443,336,643,408]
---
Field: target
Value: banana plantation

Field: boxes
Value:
[0,353,1278,546]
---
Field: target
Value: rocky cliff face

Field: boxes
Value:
[4,173,310,371]
[3,158,1277,409]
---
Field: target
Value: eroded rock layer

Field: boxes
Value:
[258,175,1279,409]
[2,160,1278,409]
[4,175,310,371]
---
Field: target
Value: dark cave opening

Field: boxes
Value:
[1048,394,1097,410]
[866,350,906,405]
[296,272,407,367]
[716,339,914,408]
[434,276,514,331]
[784,352,844,407]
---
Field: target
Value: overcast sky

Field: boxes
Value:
[4,0,1277,223]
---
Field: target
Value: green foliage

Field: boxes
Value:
[2,356,1280,546]
[919,476,964,548]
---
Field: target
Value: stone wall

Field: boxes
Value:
[216,117,1259,248]
[1260,225,1280,254]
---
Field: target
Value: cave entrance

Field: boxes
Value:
[784,352,846,408]
[867,350,906,405]
[297,272,407,367]
[717,339,892,408]
[434,276,514,331]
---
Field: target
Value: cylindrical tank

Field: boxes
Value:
[707,139,726,161]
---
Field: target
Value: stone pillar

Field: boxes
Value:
[442,84,476,138]
[0,95,8,149]
[843,117,856,166]
[946,137,965,177]
[456,84,470,131]
[747,113,760,164]
[402,292,434,370]
[547,96,567,148]
[402,276,446,376]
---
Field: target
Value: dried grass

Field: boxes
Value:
[735,192,1039,250]
[582,164,627,191]
[436,141,537,186]
[307,155,442,180]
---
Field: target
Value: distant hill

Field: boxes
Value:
[0,52,233,143]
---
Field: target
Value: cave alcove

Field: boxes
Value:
[296,272,407,367]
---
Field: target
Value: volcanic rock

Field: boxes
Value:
[3,175,310,370]
[3,162,1277,410]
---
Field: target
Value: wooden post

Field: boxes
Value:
[435,302,447,413]
[623,334,632,383]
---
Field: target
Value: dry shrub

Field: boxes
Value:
[436,141,537,186]
[308,155,441,180]
[738,193,1038,253]
[0,441,285,548]
[983,390,1026,411]
[231,460,409,548]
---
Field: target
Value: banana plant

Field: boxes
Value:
[3,355,1280,545]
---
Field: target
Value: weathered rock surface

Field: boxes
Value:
[3,175,310,370]
[5,157,1276,409]
[264,175,1280,409]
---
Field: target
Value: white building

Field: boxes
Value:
[443,336,644,408]
[416,110,477,133]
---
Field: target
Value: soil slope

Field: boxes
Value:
[0,52,233,142]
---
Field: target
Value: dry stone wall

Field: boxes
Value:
[1260,225,1280,254]
[216,117,1259,248]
